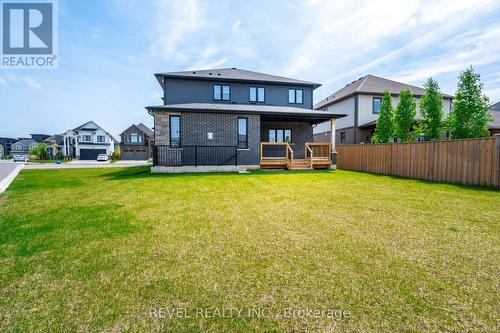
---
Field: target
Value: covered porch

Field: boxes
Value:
[259,113,339,170]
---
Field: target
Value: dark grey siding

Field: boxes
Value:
[164,78,314,109]
[260,121,313,159]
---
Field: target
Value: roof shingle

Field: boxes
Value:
[315,74,453,110]
[155,67,321,88]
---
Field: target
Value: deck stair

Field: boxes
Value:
[260,142,332,170]
[288,159,312,170]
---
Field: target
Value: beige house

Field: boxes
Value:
[313,75,453,145]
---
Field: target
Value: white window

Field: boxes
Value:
[97,135,105,143]
[82,135,91,142]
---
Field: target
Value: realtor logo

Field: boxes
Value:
[1,0,58,69]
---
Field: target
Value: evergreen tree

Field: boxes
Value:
[448,66,491,139]
[374,90,394,143]
[420,77,443,140]
[394,89,417,142]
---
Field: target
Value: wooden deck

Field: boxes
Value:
[260,142,332,170]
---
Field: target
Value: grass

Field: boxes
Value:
[0,167,498,332]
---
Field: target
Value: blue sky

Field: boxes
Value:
[1,0,500,138]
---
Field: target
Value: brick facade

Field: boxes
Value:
[154,111,261,165]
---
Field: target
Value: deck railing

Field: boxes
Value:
[153,145,238,167]
[260,142,294,168]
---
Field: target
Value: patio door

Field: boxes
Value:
[268,129,292,143]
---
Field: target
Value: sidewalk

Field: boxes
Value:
[24,160,151,169]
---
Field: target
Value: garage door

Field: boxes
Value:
[80,149,106,160]
[122,148,148,160]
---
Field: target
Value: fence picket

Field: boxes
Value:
[337,137,500,188]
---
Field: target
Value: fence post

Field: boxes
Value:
[494,134,500,189]
[195,146,198,167]
[152,145,157,166]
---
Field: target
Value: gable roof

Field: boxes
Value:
[315,74,453,110]
[12,138,37,148]
[120,123,154,137]
[72,120,117,141]
[73,120,99,131]
[43,134,64,145]
[136,123,154,136]
[155,67,321,88]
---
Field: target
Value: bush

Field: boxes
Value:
[55,151,64,160]
[111,147,120,161]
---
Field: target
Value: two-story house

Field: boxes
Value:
[10,138,38,156]
[120,123,154,160]
[61,121,116,160]
[0,137,19,157]
[313,75,453,145]
[146,67,346,172]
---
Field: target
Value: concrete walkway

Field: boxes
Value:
[24,160,151,169]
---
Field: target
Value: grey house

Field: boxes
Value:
[313,75,453,145]
[120,123,154,160]
[11,138,38,156]
[146,68,345,172]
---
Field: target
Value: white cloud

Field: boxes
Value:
[23,77,42,89]
[149,0,206,63]
[485,87,500,103]
[278,0,500,102]
[0,78,6,85]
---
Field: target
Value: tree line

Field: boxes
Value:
[373,66,492,143]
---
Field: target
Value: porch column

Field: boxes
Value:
[63,137,67,156]
[330,118,336,152]
[75,136,78,158]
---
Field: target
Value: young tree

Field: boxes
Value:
[448,66,491,139]
[394,89,417,142]
[420,77,443,140]
[374,90,394,143]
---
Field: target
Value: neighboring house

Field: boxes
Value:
[43,134,64,158]
[120,123,154,160]
[0,137,18,157]
[488,102,500,136]
[61,121,116,160]
[30,134,51,142]
[10,138,38,156]
[313,75,453,145]
[147,67,345,171]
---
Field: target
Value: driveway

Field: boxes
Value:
[0,160,24,193]
[0,161,20,182]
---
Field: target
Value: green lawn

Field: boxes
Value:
[0,167,498,332]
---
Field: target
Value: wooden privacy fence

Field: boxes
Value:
[336,135,500,188]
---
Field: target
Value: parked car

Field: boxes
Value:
[12,154,28,162]
[96,154,109,162]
